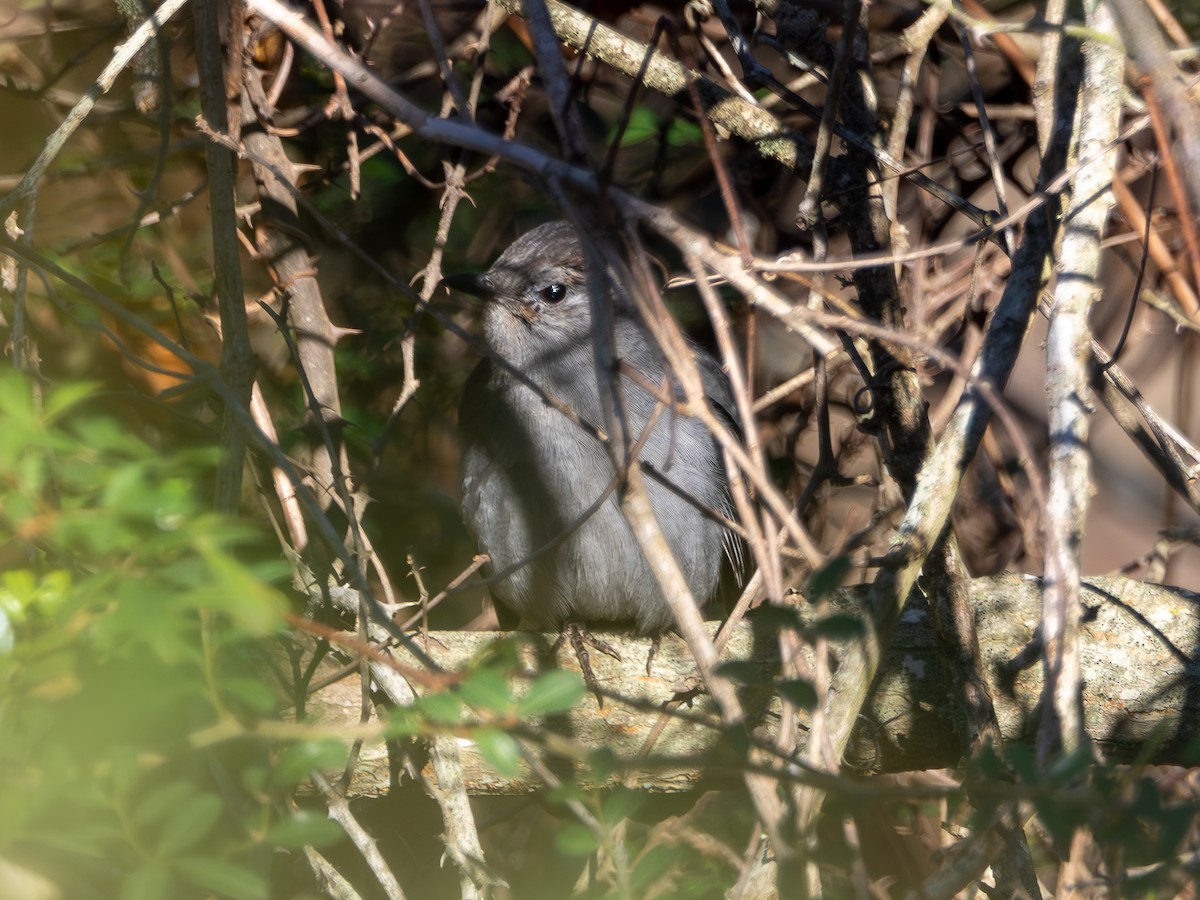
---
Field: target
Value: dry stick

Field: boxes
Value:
[958,0,1038,89]
[916,13,1035,900]
[490,0,997,233]
[1164,333,1199,581]
[240,72,367,555]
[506,0,812,172]
[426,731,502,900]
[310,0,360,196]
[789,4,866,891]
[194,0,256,514]
[662,31,784,600]
[311,770,408,899]
[0,0,192,216]
[956,21,1014,255]
[1143,0,1193,47]
[814,11,980,895]
[783,26,1077,838]
[250,382,309,552]
[883,4,950,219]
[1141,72,1200,293]
[377,159,491,899]
[619,463,791,858]
[237,77,399,823]
[1039,0,1124,765]
[796,0,860,232]
[687,254,783,607]
[244,0,1000,331]
[304,847,363,900]
[417,0,469,118]
[1,236,445,680]
[318,610,504,900]
[1112,177,1200,318]
[901,826,1008,900]
[1086,334,1200,511]
[1109,0,1200,282]
[378,10,503,450]
[646,216,1080,548]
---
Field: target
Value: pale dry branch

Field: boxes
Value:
[1038,0,1124,760]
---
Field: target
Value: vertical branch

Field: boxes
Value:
[311,771,409,900]
[239,76,347,523]
[194,0,255,513]
[1038,0,1124,761]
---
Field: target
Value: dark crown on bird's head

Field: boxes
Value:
[443,221,585,303]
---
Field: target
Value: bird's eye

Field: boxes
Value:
[540,284,568,304]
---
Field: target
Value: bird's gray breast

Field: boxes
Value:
[459,331,728,632]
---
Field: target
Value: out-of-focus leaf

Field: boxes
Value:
[156,793,223,855]
[132,782,198,829]
[270,739,349,788]
[419,689,464,726]
[119,862,171,900]
[807,556,850,601]
[776,678,818,711]
[516,670,585,717]
[174,857,267,900]
[459,668,514,713]
[601,786,644,824]
[555,822,599,857]
[612,106,662,146]
[267,811,343,850]
[473,727,522,778]
[808,614,865,642]
[715,660,769,687]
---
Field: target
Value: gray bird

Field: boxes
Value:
[450,221,740,637]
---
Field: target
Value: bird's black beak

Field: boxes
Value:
[441,271,496,298]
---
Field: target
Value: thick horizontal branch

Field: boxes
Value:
[296,575,1200,795]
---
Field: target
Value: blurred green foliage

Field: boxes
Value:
[0,371,289,899]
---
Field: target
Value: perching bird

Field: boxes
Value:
[450,221,740,640]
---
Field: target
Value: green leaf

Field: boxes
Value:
[174,857,268,900]
[155,792,222,855]
[222,677,279,715]
[808,556,851,601]
[547,781,587,807]
[459,668,514,714]
[267,811,343,850]
[585,748,618,784]
[665,118,704,148]
[516,670,586,717]
[470,634,524,671]
[776,678,818,711]
[380,706,421,738]
[808,614,865,642]
[555,822,599,857]
[715,660,769,687]
[43,381,98,421]
[132,782,199,829]
[613,106,662,146]
[270,739,349,788]
[631,844,676,893]
[419,689,464,726]
[601,786,644,824]
[752,604,805,632]
[193,535,286,636]
[473,727,522,778]
[120,862,172,900]
[1044,746,1091,784]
